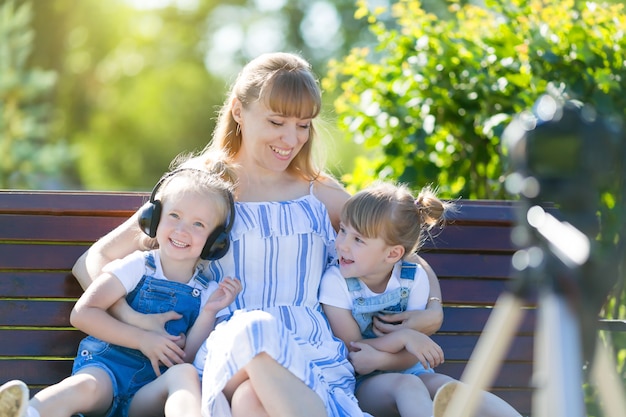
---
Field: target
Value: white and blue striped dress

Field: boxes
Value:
[193,192,367,417]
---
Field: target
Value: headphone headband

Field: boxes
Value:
[138,167,235,260]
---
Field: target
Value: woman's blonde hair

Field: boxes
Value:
[200,52,323,180]
[341,182,455,256]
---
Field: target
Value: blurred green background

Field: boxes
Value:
[2,0,626,413]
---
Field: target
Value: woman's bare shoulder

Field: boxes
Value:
[314,175,350,230]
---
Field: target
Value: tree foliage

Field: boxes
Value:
[0,0,73,188]
[325,0,626,199]
[19,0,377,190]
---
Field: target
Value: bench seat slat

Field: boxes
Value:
[422,224,516,252]
[421,252,513,279]
[0,329,84,356]
[0,271,82,298]
[0,300,75,327]
[432,334,534,362]
[440,306,536,333]
[1,359,75,387]
[0,243,89,270]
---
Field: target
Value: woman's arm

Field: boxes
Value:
[314,176,351,231]
[323,304,443,375]
[72,211,181,332]
[373,254,444,336]
[349,329,444,374]
[72,211,147,289]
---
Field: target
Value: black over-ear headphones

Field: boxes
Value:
[138,168,235,260]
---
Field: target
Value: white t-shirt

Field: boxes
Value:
[319,261,430,311]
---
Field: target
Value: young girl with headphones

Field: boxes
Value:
[0,167,241,417]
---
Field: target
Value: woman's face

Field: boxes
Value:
[233,98,312,173]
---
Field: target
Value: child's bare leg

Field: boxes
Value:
[30,368,114,417]
[356,373,432,417]
[420,374,522,417]
[128,363,201,417]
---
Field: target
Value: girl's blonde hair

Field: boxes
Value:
[199,52,323,180]
[341,182,454,256]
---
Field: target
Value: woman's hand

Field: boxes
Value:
[137,331,186,376]
[111,300,187,349]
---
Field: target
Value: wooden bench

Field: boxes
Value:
[0,191,535,414]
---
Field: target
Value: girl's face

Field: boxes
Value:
[233,99,312,173]
[155,191,220,262]
[335,222,400,286]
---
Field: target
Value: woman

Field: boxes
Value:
[73,52,443,417]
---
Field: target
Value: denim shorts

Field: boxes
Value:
[72,336,163,417]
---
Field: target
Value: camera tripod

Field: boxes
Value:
[437,206,626,417]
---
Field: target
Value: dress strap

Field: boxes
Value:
[193,263,210,289]
[308,181,315,195]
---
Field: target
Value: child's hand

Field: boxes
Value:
[204,277,242,313]
[347,341,384,375]
[402,329,444,369]
[372,311,409,334]
[137,331,186,376]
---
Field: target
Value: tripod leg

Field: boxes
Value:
[591,335,626,417]
[532,291,585,417]
[440,292,525,417]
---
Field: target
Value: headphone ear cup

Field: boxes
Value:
[138,200,162,238]
[201,225,230,260]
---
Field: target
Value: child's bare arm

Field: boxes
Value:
[184,277,242,360]
[70,272,185,375]
[321,304,363,347]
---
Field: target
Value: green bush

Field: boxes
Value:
[324,0,625,199]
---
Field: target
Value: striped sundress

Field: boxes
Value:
[193,192,368,417]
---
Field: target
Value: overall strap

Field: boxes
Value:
[345,277,362,292]
[399,260,418,281]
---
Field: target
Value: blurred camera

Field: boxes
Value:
[504,94,623,236]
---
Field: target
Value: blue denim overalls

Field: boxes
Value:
[348,260,435,381]
[72,252,211,417]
